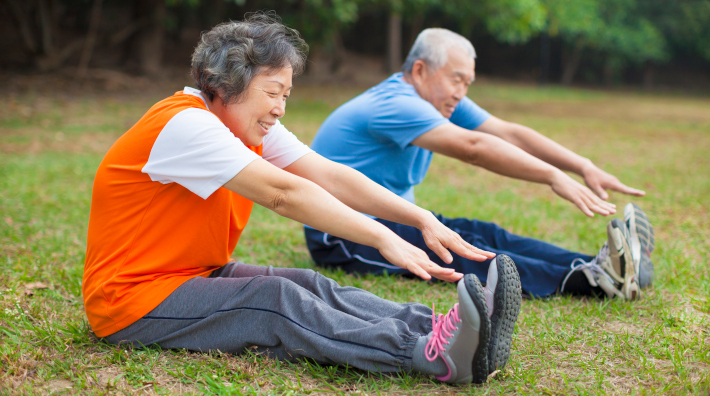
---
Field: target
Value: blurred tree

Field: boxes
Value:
[0,0,708,86]
[540,0,668,86]
[638,0,710,87]
[591,0,668,86]
[540,0,602,84]
[3,0,86,71]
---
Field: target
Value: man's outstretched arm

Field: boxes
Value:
[475,116,645,200]
[411,123,617,217]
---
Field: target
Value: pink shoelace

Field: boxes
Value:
[425,303,462,362]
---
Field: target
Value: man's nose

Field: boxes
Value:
[454,86,467,101]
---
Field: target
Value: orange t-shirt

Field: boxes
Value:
[83,91,262,337]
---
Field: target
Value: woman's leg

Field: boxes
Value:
[105,270,423,373]
[210,262,433,335]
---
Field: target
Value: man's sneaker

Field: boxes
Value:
[624,203,655,288]
[601,219,640,300]
[560,239,640,300]
[560,245,625,299]
[482,255,521,374]
[425,274,490,384]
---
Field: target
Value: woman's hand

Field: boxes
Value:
[418,212,496,265]
[376,234,464,282]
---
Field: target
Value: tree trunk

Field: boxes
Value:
[406,14,424,56]
[138,0,165,76]
[538,31,550,85]
[37,0,53,54]
[76,0,104,80]
[330,31,345,73]
[387,12,402,73]
[603,57,615,87]
[4,0,38,54]
[561,38,585,85]
[206,0,226,28]
[643,62,654,90]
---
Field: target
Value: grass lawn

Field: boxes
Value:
[1,77,709,395]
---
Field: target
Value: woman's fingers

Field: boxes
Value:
[422,226,495,264]
[453,237,496,260]
[424,234,454,264]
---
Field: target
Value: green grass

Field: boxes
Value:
[1,80,709,394]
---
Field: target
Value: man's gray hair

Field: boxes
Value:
[402,28,476,73]
[191,13,308,103]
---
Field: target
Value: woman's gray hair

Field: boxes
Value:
[402,28,476,73]
[191,13,308,103]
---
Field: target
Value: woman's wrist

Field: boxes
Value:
[412,208,437,232]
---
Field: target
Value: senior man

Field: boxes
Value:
[306,28,656,300]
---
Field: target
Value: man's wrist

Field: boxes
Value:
[578,158,595,177]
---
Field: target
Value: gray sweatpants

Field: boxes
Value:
[105,262,433,372]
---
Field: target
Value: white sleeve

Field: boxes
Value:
[142,108,260,199]
[261,120,313,168]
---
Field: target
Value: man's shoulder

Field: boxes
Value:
[338,76,433,118]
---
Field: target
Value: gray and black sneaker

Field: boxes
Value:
[624,203,655,288]
[560,243,627,299]
[562,219,640,300]
[425,274,491,384]
[605,219,640,300]
[483,255,522,374]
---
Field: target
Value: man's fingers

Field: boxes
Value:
[574,196,595,217]
[611,182,646,196]
[591,182,609,200]
[585,196,613,216]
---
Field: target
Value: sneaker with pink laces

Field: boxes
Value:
[425,274,491,384]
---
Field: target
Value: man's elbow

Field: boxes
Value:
[460,135,485,166]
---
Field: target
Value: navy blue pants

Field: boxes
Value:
[305,214,594,297]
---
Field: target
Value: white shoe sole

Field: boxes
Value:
[606,220,641,300]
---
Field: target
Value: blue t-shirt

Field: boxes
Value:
[311,73,491,203]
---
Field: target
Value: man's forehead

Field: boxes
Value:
[452,70,475,83]
[444,48,475,79]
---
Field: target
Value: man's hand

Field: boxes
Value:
[418,212,496,264]
[581,162,646,200]
[376,235,464,282]
[550,170,617,217]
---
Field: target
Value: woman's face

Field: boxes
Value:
[211,66,293,147]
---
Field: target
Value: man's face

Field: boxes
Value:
[214,66,293,147]
[416,48,475,118]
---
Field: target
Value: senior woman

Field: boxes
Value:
[82,14,521,384]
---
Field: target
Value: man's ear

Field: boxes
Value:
[411,60,428,82]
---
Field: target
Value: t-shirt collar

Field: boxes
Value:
[182,86,210,111]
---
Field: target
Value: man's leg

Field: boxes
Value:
[306,215,593,297]
[435,214,594,268]
[105,265,425,373]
